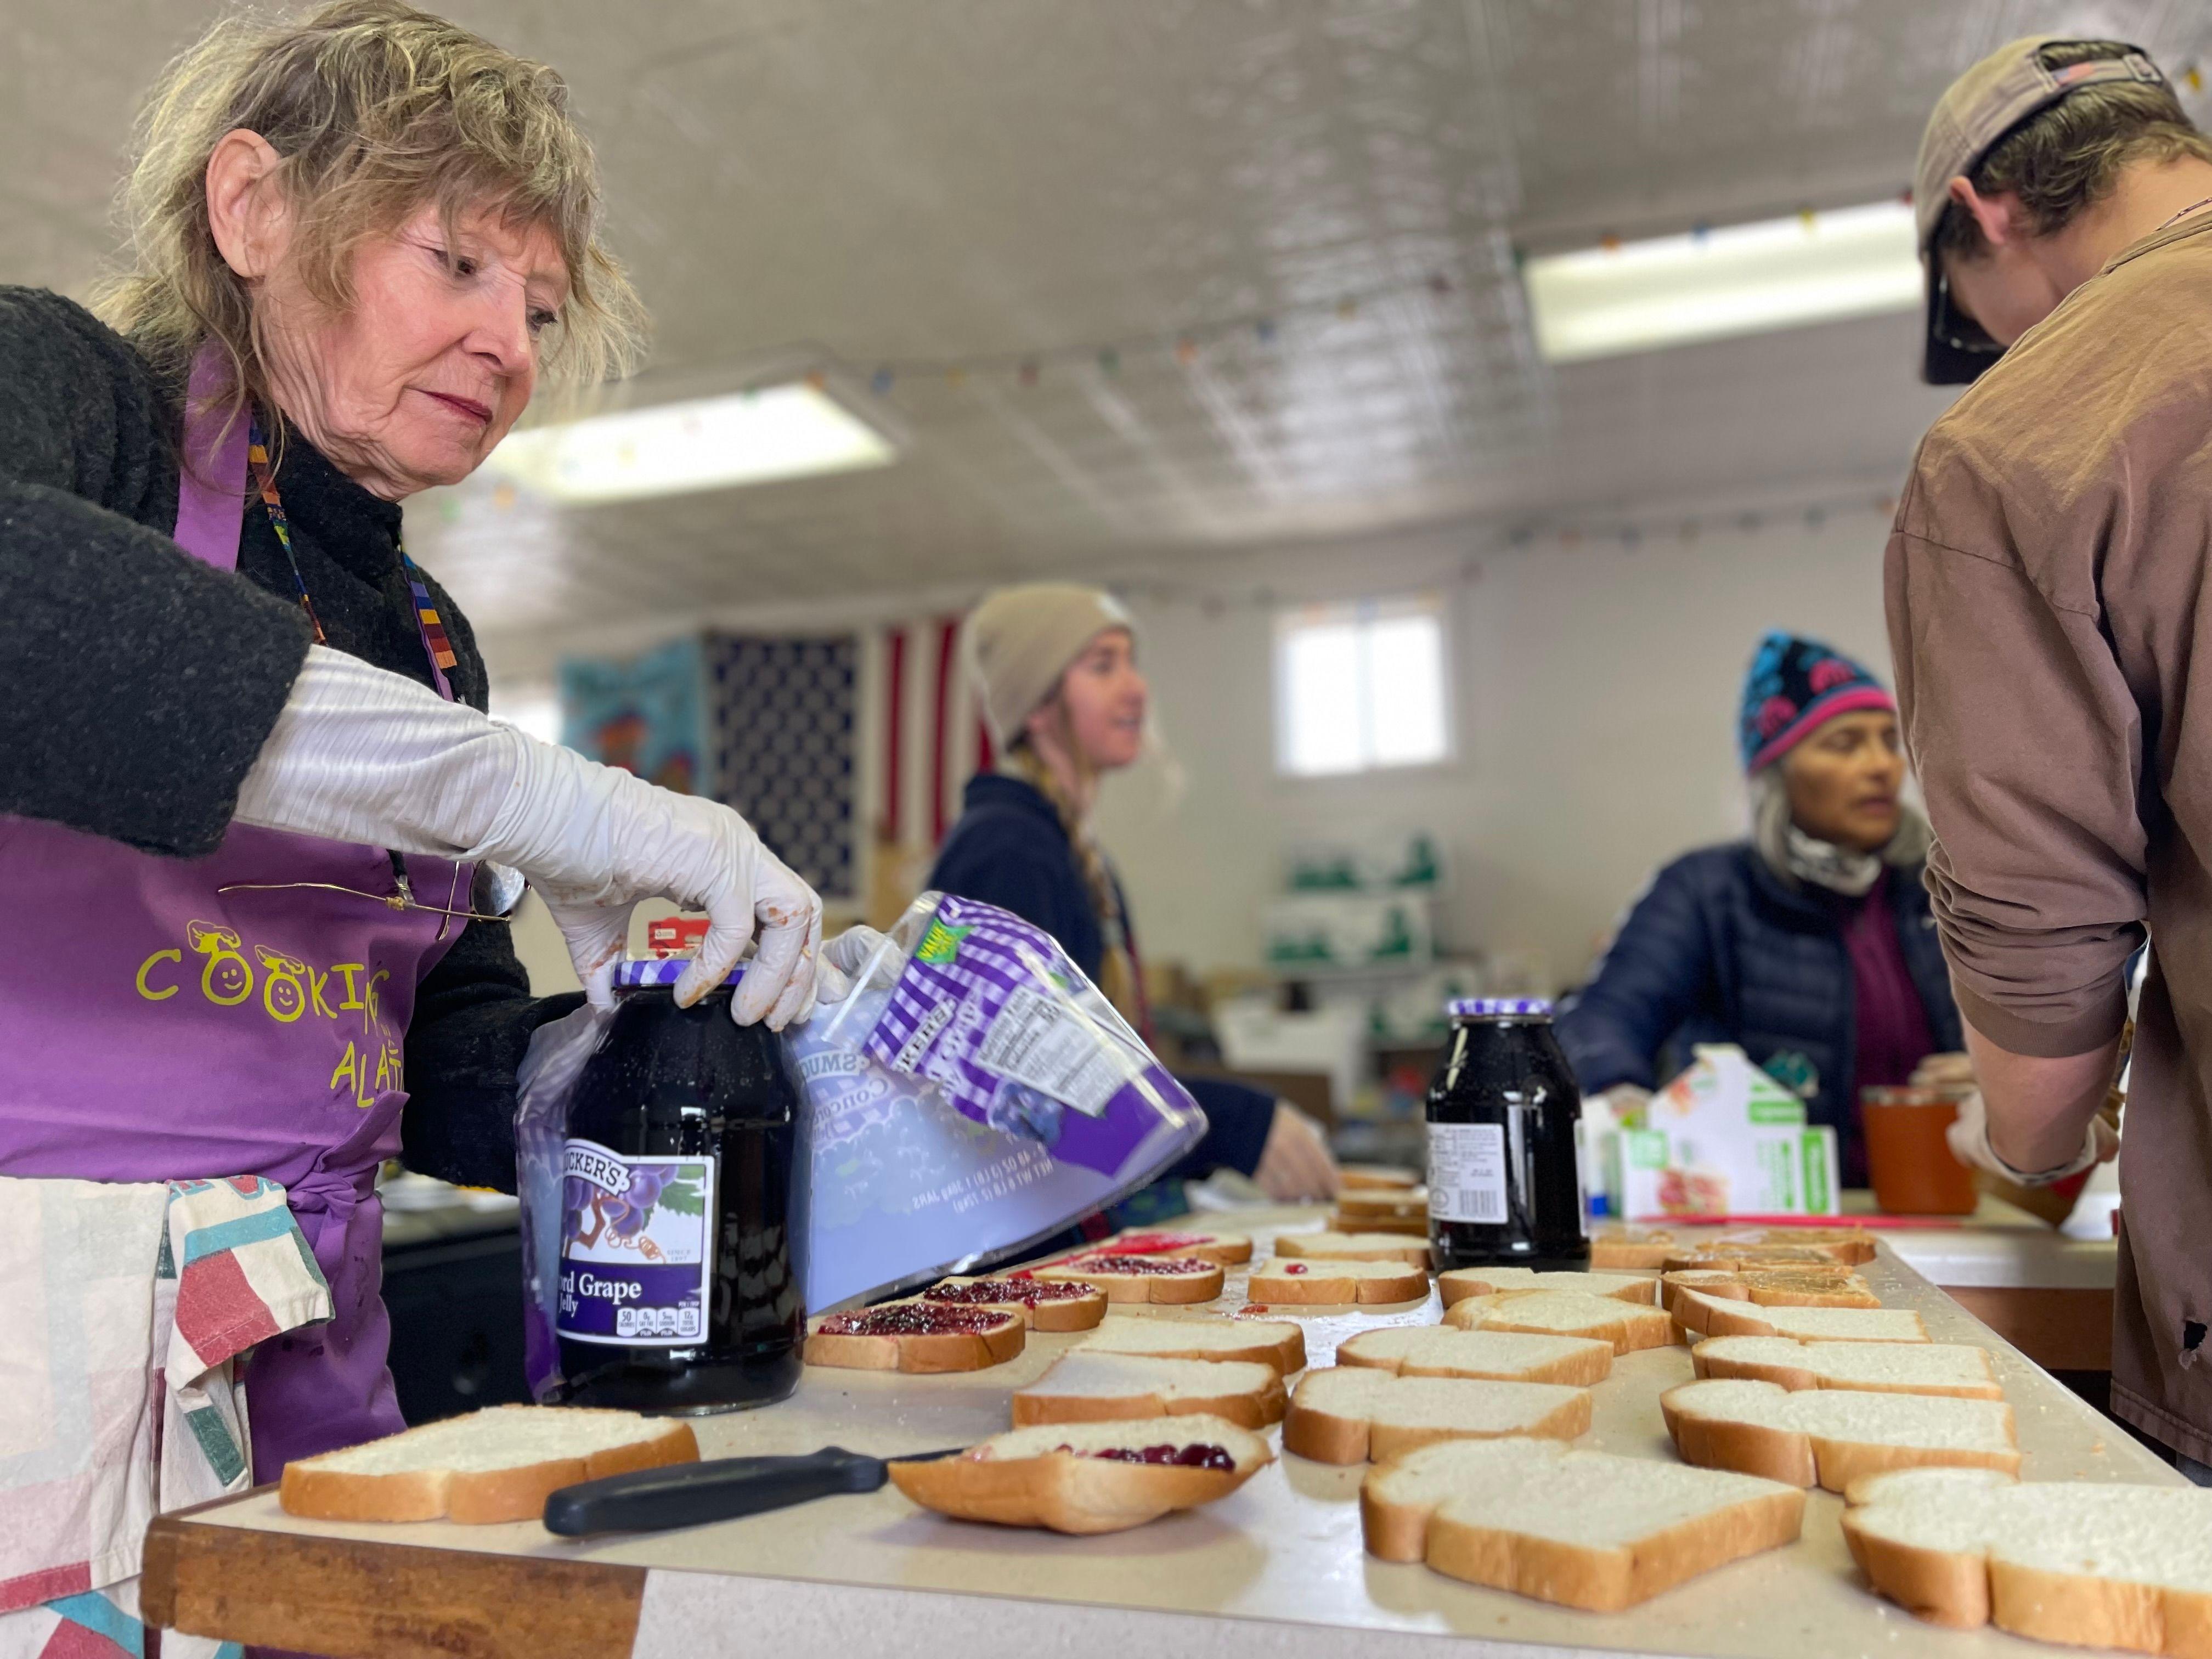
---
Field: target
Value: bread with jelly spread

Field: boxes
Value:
[888,1415,1272,1534]
[921,1276,1108,1331]
[1093,1227,1253,1266]
[802,1301,1026,1372]
[1034,1254,1224,1304]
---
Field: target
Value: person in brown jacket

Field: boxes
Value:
[1890,35,2212,1475]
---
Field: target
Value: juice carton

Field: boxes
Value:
[1605,1045,1839,1219]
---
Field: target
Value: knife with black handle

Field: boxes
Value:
[543,1444,969,1537]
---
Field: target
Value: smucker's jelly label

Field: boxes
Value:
[556,1138,715,1346]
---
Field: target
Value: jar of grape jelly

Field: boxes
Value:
[556,958,805,1413]
[1425,997,1589,1272]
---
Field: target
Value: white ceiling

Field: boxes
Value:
[8,0,2211,676]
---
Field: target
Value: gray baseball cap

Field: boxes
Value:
[1916,35,2165,383]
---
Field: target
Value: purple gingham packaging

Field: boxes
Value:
[820,892,1205,1179]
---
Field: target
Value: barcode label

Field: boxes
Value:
[1429,1122,1508,1224]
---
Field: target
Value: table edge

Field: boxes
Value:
[142,1510,647,1659]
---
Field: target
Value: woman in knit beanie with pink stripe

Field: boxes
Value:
[1555,631,1968,1187]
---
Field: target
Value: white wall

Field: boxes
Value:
[481,490,1900,998]
[1089,501,1897,992]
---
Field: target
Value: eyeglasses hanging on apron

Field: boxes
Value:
[214,415,527,933]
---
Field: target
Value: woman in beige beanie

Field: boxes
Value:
[930,584,1338,1204]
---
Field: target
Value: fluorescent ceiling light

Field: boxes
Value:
[1524,200,1921,364]
[483,380,898,504]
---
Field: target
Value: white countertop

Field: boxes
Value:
[171,1206,2172,1659]
[1847,1192,2119,1291]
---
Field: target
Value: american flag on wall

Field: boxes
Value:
[866,614,994,925]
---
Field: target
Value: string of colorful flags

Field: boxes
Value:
[1506,488,1899,553]
[826,267,1481,398]
[1095,488,1900,616]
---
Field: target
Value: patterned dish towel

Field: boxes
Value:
[0,1176,332,1658]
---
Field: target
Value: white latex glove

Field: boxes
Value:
[809,926,894,1006]
[1944,1090,2119,1187]
[1253,1103,1340,1201]
[234,646,821,1026]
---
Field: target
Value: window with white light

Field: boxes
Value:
[1273,595,1452,777]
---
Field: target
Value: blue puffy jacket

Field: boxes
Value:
[1555,843,1962,1165]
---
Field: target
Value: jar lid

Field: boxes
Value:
[612,957,747,990]
[1447,996,1553,1019]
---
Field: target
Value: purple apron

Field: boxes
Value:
[0,353,472,1479]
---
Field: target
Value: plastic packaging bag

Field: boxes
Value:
[799,891,1207,1310]
[514,1000,616,1401]
[512,892,1209,1396]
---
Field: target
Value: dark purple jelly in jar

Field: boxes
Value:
[556,967,806,1413]
[1425,997,1588,1273]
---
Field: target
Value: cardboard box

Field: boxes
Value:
[1604,1046,1839,1219]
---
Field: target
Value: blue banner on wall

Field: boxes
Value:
[558,638,707,796]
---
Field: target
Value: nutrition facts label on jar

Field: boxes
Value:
[1429,1122,1508,1224]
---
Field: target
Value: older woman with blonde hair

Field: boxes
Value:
[0,0,830,1488]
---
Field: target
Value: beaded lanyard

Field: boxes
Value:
[246,415,455,702]
[232,414,503,929]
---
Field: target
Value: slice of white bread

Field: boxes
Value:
[1443,1290,1675,1355]
[1721,1227,1877,1266]
[1272,1231,1434,1268]
[1667,1233,1876,1272]
[1013,1352,1286,1429]
[1034,1255,1226,1304]
[1283,1366,1591,1463]
[1588,1226,1683,1272]
[1842,1467,2212,1646]
[1246,1257,1429,1305]
[888,1414,1273,1536]
[922,1276,1109,1332]
[1094,1227,1254,1266]
[1330,1209,1429,1237]
[1361,1436,1805,1609]
[280,1405,699,1524]
[1692,1336,2000,1400]
[1336,1187,1428,1220]
[1438,1267,1657,1308]
[804,1302,1028,1372]
[1338,1326,1613,1388]
[1671,1288,1927,1344]
[1340,1165,1421,1190]
[1664,1244,1854,1270]
[1076,1313,1307,1375]
[1662,1267,1879,1311]
[1660,1378,2018,1491]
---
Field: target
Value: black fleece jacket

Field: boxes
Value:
[0,285,572,1189]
